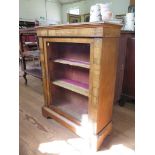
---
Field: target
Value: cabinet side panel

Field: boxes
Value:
[97,38,119,133]
[88,39,103,134]
[39,38,48,106]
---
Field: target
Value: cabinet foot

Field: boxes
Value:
[42,107,52,119]
[42,106,112,151]
[89,122,112,151]
[119,95,126,106]
[119,95,135,106]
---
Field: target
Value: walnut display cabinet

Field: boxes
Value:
[36,22,121,151]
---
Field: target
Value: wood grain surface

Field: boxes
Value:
[37,23,123,150]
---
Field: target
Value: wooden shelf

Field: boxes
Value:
[25,68,42,79]
[53,59,90,69]
[52,79,89,97]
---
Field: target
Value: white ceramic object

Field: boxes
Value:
[90,4,102,22]
[100,3,112,21]
[101,11,112,21]
[90,3,113,22]
[124,13,135,31]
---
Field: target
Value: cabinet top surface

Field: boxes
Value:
[36,22,122,30]
[36,22,122,38]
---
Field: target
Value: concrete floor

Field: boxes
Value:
[19,73,135,155]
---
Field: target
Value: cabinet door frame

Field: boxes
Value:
[42,37,98,125]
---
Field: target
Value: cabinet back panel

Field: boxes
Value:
[51,86,88,122]
[52,64,89,85]
[49,42,90,63]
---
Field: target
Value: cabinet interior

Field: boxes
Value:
[47,42,90,124]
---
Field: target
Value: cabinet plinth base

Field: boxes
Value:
[42,106,112,151]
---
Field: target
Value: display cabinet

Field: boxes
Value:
[37,22,121,151]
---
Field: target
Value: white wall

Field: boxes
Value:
[19,0,62,24]
[62,0,130,23]
[46,0,62,24]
